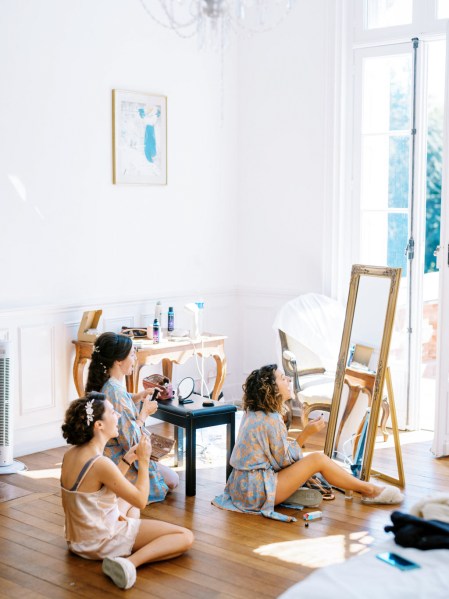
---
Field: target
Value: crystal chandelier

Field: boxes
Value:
[139,0,295,45]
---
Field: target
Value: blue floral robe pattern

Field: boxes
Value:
[101,378,168,503]
[212,410,302,522]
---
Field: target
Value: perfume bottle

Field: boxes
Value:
[153,319,160,343]
[154,301,163,340]
[167,306,175,333]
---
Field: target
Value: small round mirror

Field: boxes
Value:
[177,377,195,403]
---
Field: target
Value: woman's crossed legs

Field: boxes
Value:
[275,453,386,506]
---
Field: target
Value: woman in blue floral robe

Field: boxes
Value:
[213,365,403,521]
[86,332,178,503]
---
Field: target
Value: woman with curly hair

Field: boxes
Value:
[60,392,193,589]
[212,364,403,521]
[85,332,178,503]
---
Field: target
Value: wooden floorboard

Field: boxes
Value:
[0,422,447,598]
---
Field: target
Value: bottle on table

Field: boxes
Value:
[155,301,163,340]
[153,318,160,343]
[167,306,175,333]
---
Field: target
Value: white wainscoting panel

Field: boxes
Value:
[104,316,134,333]
[18,325,55,414]
[0,290,243,456]
[238,288,298,378]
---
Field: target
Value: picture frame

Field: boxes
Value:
[112,89,167,185]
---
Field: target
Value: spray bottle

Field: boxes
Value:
[168,306,175,333]
[153,318,160,344]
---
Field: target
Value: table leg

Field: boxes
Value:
[162,359,173,381]
[226,415,236,481]
[73,353,88,398]
[127,363,146,394]
[174,426,183,468]
[211,354,227,401]
[185,422,196,496]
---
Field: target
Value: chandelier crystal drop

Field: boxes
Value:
[139,0,295,45]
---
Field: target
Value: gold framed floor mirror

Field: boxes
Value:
[324,264,405,488]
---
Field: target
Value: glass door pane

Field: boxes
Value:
[358,49,412,428]
[437,0,449,19]
[365,0,412,29]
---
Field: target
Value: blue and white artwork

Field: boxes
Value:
[113,90,167,185]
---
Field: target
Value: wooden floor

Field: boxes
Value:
[0,421,448,598]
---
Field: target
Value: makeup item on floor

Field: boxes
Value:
[303,511,322,521]
[149,432,175,461]
[285,487,322,507]
[279,502,305,510]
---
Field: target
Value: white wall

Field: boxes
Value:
[0,0,334,456]
[0,0,238,309]
[236,1,335,377]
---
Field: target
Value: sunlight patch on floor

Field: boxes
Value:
[350,530,374,545]
[254,534,368,568]
[18,467,61,480]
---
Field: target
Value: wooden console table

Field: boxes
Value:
[72,333,227,400]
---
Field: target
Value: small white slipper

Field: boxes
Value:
[102,556,136,589]
[361,486,404,505]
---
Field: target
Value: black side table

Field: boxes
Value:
[152,395,237,496]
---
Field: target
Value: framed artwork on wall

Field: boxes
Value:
[112,89,167,185]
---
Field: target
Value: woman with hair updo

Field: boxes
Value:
[212,364,403,522]
[60,392,193,589]
[85,332,178,503]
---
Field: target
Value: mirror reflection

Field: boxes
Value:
[177,376,195,404]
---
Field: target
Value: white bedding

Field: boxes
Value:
[278,539,449,599]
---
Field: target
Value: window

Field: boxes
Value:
[365,0,412,29]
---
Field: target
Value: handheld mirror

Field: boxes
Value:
[177,377,195,404]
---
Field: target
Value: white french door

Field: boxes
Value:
[352,38,445,430]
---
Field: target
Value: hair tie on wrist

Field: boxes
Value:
[121,456,131,466]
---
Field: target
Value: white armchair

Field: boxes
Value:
[273,293,345,428]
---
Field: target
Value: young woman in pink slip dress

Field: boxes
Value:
[60,391,194,590]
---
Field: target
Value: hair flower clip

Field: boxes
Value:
[85,399,94,425]
[92,346,100,354]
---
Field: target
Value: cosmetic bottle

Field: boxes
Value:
[167,306,175,333]
[303,511,322,521]
[153,319,160,344]
[154,301,163,336]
